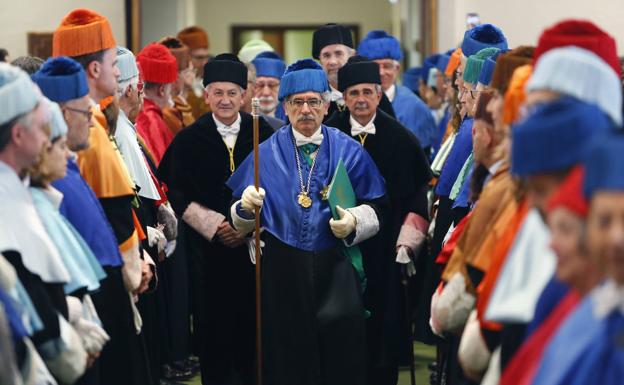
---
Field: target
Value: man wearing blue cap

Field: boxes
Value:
[483,97,614,378]
[158,53,273,385]
[251,51,286,129]
[532,133,624,385]
[0,62,93,384]
[227,58,387,385]
[31,56,153,385]
[358,30,437,153]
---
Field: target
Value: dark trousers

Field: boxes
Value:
[262,235,367,385]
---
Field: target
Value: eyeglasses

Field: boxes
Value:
[64,106,93,121]
[288,98,323,109]
[469,89,481,99]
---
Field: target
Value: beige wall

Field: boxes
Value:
[0,0,126,59]
[195,0,394,57]
[437,0,624,55]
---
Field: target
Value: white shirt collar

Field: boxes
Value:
[488,159,505,176]
[292,126,324,146]
[384,84,397,102]
[592,280,624,319]
[349,114,376,137]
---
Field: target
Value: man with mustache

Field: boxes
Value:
[158,53,273,385]
[326,55,432,385]
[227,59,387,385]
[251,51,286,130]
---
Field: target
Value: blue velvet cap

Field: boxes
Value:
[357,30,402,61]
[583,134,624,198]
[278,59,330,101]
[423,54,441,82]
[461,24,508,57]
[252,53,286,80]
[436,54,452,73]
[511,96,613,176]
[31,56,89,103]
[402,66,424,92]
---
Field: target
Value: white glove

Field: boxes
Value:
[73,318,110,354]
[431,272,476,333]
[459,310,491,379]
[157,203,178,241]
[147,226,167,252]
[329,205,356,239]
[241,186,265,212]
[396,246,417,277]
[164,240,177,257]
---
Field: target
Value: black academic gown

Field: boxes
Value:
[262,114,284,131]
[326,109,432,384]
[158,112,273,385]
[324,93,396,124]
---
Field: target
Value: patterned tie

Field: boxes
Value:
[298,143,319,167]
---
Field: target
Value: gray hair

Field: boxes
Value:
[117,76,139,97]
[285,91,331,104]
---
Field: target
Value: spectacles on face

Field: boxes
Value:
[469,89,481,99]
[287,98,323,109]
[255,81,280,91]
[64,106,93,121]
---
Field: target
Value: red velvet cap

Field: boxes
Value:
[547,166,588,218]
[136,43,178,84]
[534,19,620,77]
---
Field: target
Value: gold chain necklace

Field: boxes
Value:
[292,136,320,209]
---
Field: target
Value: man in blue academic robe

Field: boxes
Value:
[227,59,387,385]
[357,30,437,152]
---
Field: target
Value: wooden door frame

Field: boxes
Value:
[231,24,360,56]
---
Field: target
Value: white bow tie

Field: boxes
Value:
[217,123,240,137]
[350,115,376,137]
[293,127,324,146]
[214,114,241,137]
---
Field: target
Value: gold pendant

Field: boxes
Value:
[297,192,312,208]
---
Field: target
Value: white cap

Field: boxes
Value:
[0,63,41,125]
[116,46,139,83]
[527,46,622,126]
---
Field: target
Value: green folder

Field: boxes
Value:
[327,160,367,294]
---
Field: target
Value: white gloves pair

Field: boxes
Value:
[147,226,167,253]
[241,186,357,239]
[66,295,110,355]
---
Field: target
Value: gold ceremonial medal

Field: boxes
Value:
[298,192,312,208]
